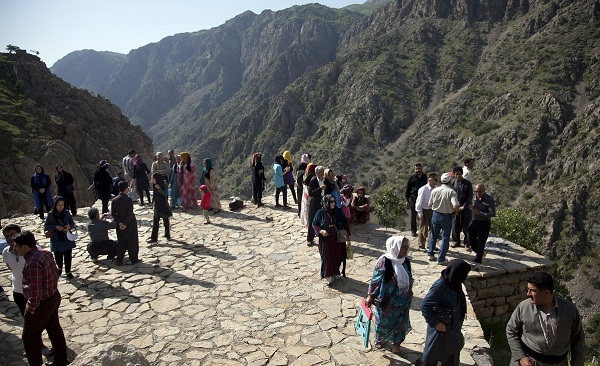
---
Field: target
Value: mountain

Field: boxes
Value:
[0,50,152,214]
[50,0,600,356]
[50,50,126,93]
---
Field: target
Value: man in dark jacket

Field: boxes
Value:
[55,164,77,216]
[451,167,473,248]
[111,181,140,266]
[405,163,427,237]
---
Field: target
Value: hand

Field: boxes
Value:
[417,216,422,221]
[458,206,465,212]
[320,229,329,237]
[365,294,374,307]
[346,235,351,241]
[119,223,126,230]
[471,207,479,215]
[39,188,45,193]
[406,201,410,208]
[55,225,64,231]
[155,184,160,189]
[435,323,447,332]
[519,357,534,366]
[320,185,326,190]
[64,224,71,232]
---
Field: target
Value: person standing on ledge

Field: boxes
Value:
[405,163,427,237]
[506,272,585,366]
[468,182,495,270]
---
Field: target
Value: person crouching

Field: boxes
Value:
[86,207,117,262]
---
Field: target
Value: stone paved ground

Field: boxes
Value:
[0,196,497,366]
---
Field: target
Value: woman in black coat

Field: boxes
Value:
[147,173,172,242]
[31,164,53,220]
[55,164,77,216]
[93,160,113,214]
[251,153,266,207]
[133,154,151,206]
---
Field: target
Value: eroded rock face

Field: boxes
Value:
[0,51,153,216]
[70,343,150,366]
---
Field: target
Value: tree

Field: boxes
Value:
[491,208,543,251]
[6,44,21,53]
[372,188,403,230]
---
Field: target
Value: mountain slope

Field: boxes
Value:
[0,51,152,214]
[50,49,126,92]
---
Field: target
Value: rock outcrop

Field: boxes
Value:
[0,51,153,214]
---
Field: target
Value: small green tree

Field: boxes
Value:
[491,208,543,251]
[372,188,403,230]
[6,44,20,53]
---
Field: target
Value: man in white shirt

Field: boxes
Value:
[427,172,459,264]
[462,158,475,182]
[122,149,138,201]
[415,172,437,249]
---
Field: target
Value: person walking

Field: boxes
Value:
[93,160,113,214]
[427,172,459,265]
[419,259,471,366]
[365,236,413,353]
[13,231,70,366]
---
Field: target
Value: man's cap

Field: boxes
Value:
[441,172,454,184]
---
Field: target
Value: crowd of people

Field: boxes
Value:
[0,153,587,365]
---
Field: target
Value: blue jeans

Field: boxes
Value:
[428,211,453,262]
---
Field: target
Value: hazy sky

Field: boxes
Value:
[0,0,361,67]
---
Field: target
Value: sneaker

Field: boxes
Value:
[66,273,74,280]
[428,256,436,261]
[307,241,314,246]
[146,238,157,243]
[451,242,461,248]
[204,221,210,225]
[437,259,449,265]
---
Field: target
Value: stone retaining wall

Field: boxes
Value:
[462,237,554,320]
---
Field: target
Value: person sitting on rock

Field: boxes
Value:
[86,207,117,262]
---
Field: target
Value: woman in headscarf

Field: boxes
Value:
[202,158,221,213]
[45,196,76,279]
[312,194,351,285]
[93,160,113,214]
[178,152,198,211]
[365,236,413,353]
[281,151,297,204]
[169,154,181,208]
[147,173,172,243]
[307,166,334,246]
[133,154,151,206]
[251,153,266,207]
[55,164,77,216]
[352,186,370,223]
[296,154,311,217]
[325,168,341,208]
[31,164,52,220]
[300,163,316,228]
[419,259,471,366]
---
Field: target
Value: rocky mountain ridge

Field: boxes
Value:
[0,51,153,214]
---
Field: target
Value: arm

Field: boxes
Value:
[506,304,529,364]
[464,181,473,208]
[25,262,43,314]
[420,280,448,331]
[451,192,460,213]
[210,169,217,186]
[44,213,59,231]
[151,162,156,175]
[366,257,385,306]
[415,188,424,218]
[405,176,412,202]
[570,305,586,366]
[476,195,496,218]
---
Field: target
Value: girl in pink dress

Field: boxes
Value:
[178,152,198,210]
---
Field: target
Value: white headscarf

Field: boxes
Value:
[383,236,410,289]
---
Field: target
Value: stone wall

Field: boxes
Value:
[462,237,554,320]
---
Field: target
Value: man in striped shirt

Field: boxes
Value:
[14,231,69,366]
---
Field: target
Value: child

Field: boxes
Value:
[199,185,211,224]
[340,184,353,222]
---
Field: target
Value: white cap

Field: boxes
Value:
[441,172,454,184]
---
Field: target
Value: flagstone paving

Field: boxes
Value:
[0,195,547,365]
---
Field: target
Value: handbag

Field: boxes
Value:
[346,241,354,260]
[337,229,348,243]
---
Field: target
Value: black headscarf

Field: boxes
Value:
[441,259,471,318]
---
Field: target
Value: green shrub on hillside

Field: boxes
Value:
[491,208,544,251]
[372,188,403,229]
